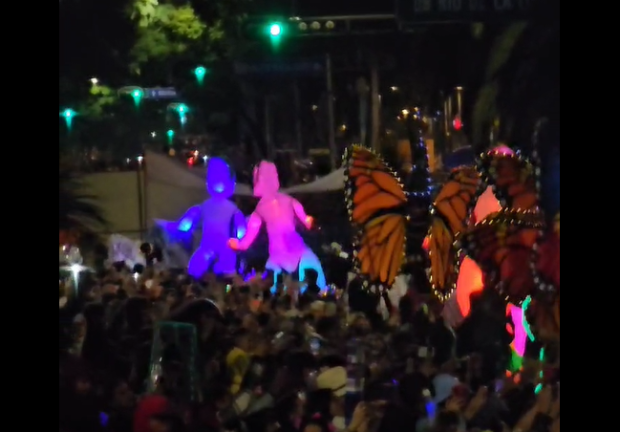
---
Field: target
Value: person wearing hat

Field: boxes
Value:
[315,367,347,431]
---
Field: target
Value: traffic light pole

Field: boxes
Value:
[325,53,337,170]
[370,54,381,152]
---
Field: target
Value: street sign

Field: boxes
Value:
[234,60,324,76]
[399,0,534,23]
[144,87,178,100]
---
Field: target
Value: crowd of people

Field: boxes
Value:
[59,265,559,432]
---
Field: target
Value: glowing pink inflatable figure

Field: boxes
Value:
[229,161,326,291]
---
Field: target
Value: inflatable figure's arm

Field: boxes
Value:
[292,198,313,229]
[233,210,247,240]
[156,206,200,242]
[229,212,261,251]
[177,205,202,232]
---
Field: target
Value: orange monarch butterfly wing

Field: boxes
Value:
[532,229,560,294]
[459,209,543,304]
[480,148,540,212]
[427,167,481,301]
[344,145,408,287]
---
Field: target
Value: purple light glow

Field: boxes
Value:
[159,157,245,277]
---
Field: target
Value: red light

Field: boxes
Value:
[452,116,463,131]
[187,157,194,166]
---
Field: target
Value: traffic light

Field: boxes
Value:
[452,115,463,131]
[170,103,188,125]
[194,66,207,85]
[269,22,283,37]
[166,129,175,145]
[60,108,77,131]
[131,89,143,108]
[267,21,284,47]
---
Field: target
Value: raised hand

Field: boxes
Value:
[228,238,241,251]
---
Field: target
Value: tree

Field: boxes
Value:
[472,22,527,145]
[472,0,559,148]
[59,164,106,235]
[127,0,250,77]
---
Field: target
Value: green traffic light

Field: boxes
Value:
[61,108,77,131]
[131,89,143,107]
[166,129,175,145]
[269,23,282,37]
[194,66,207,85]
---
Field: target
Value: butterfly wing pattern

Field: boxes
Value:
[459,209,544,304]
[452,148,547,304]
[428,167,481,302]
[480,148,541,212]
[344,146,408,289]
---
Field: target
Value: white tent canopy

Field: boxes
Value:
[283,168,345,194]
[144,151,346,222]
[145,151,254,196]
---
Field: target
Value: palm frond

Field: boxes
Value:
[59,166,106,233]
[472,22,527,144]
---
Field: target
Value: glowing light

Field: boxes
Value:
[509,304,527,357]
[179,218,193,232]
[130,89,143,107]
[158,158,245,277]
[521,296,536,342]
[231,161,326,291]
[89,77,98,85]
[452,116,463,131]
[455,256,484,317]
[269,23,282,37]
[473,186,502,223]
[61,108,77,131]
[488,145,514,156]
[194,66,207,85]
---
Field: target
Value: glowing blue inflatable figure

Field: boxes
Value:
[159,157,246,278]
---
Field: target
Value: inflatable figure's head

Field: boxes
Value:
[206,157,235,198]
[253,161,280,197]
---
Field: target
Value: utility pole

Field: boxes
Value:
[355,76,369,146]
[370,54,381,152]
[264,96,274,159]
[293,80,303,155]
[325,53,337,170]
